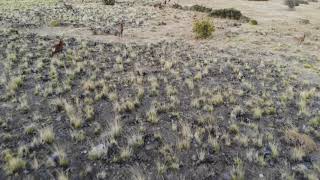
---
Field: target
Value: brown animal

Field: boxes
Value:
[51,40,64,56]
[294,33,306,45]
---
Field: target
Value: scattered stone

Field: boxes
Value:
[297,18,310,24]
[263,145,272,159]
[191,154,197,161]
[292,164,308,173]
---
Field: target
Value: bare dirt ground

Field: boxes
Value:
[0,0,319,179]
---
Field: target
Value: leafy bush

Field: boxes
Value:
[103,0,115,5]
[193,19,215,39]
[209,8,243,20]
[190,5,212,13]
[185,5,250,23]
[250,19,258,25]
[284,0,297,9]
[50,20,61,27]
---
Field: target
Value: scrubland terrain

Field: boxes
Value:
[0,0,319,179]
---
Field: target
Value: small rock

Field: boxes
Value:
[297,18,310,24]
[263,145,272,159]
[136,20,143,26]
[23,170,30,174]
[309,152,320,162]
[191,154,197,161]
[145,143,157,150]
[292,164,308,173]
[56,115,62,121]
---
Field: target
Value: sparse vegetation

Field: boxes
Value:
[0,0,319,179]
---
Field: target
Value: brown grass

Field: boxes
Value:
[285,129,317,153]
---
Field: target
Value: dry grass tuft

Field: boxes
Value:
[285,129,317,153]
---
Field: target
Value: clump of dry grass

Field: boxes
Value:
[178,122,193,150]
[285,129,317,153]
[57,171,69,180]
[147,105,159,124]
[290,146,305,161]
[39,126,55,144]
[231,157,245,180]
[63,100,83,128]
[3,150,26,174]
[48,146,69,167]
[109,116,122,139]
[5,156,26,174]
[6,75,23,95]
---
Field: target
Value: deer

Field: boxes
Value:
[294,33,306,45]
[51,39,65,57]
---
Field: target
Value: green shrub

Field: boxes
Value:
[50,20,61,27]
[190,5,212,13]
[187,5,251,23]
[209,8,243,20]
[284,0,297,9]
[103,0,115,5]
[193,19,215,39]
[250,19,258,25]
